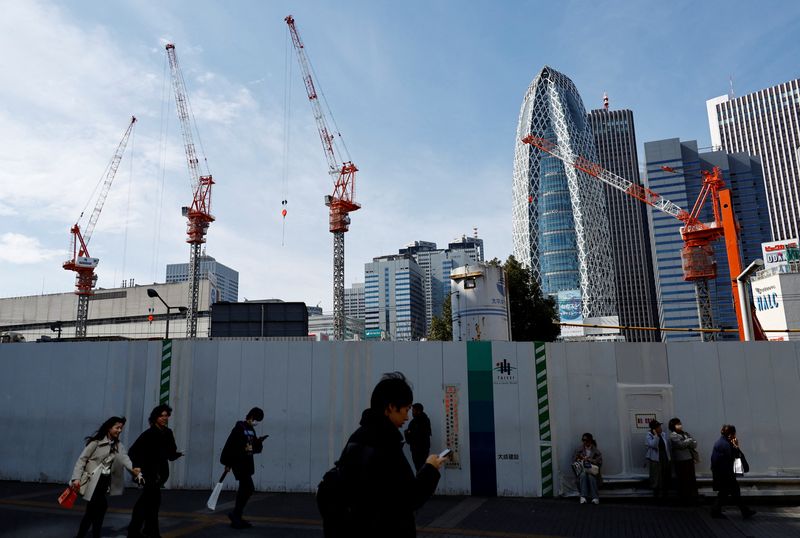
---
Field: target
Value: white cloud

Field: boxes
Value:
[0,233,63,264]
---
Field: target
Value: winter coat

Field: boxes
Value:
[669,430,698,462]
[645,431,671,462]
[128,425,180,487]
[338,408,440,537]
[573,445,603,486]
[404,413,431,453]
[710,435,747,491]
[220,421,263,479]
[70,438,134,501]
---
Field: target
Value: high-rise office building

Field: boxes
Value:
[512,66,617,318]
[399,238,483,333]
[344,283,365,321]
[166,255,239,303]
[588,105,660,341]
[448,234,485,263]
[707,79,800,240]
[364,255,425,340]
[644,138,770,341]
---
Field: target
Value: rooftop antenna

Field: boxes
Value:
[728,75,735,99]
[603,91,609,110]
[473,226,478,238]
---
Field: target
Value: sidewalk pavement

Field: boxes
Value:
[1,481,798,537]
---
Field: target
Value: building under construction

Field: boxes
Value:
[0,281,212,342]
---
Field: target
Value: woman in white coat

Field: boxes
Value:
[71,416,141,538]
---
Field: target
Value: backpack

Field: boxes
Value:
[316,442,373,537]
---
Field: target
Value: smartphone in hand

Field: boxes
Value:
[259,434,269,442]
[438,448,452,459]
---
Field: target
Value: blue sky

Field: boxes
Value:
[1,0,798,313]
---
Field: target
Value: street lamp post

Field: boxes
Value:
[147,288,188,339]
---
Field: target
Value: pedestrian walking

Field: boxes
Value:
[645,419,671,498]
[220,406,268,529]
[573,433,602,505]
[127,404,183,538]
[668,417,699,503]
[404,403,432,471]
[71,416,141,538]
[322,372,446,537]
[710,424,756,519]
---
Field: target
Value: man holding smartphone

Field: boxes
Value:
[220,407,267,529]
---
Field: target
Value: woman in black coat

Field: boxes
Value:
[220,407,267,528]
[710,424,755,519]
[127,404,183,538]
[332,372,446,538]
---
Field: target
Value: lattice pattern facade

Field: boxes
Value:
[512,66,617,318]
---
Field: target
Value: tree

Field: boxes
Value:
[503,255,560,342]
[427,293,453,341]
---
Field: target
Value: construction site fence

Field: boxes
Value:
[1,340,799,497]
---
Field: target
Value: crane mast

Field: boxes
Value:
[285,15,361,340]
[166,43,215,338]
[63,116,137,337]
[522,134,744,341]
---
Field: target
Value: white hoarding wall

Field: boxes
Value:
[1,341,800,497]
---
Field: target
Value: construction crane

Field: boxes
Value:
[285,15,361,341]
[521,134,745,341]
[166,43,215,338]
[63,116,137,337]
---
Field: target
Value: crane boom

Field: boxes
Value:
[166,43,215,338]
[521,133,747,341]
[285,15,361,340]
[63,116,137,337]
[522,134,688,221]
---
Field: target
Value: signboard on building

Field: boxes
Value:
[752,274,789,341]
[761,239,800,269]
[557,290,583,338]
[365,328,382,340]
[492,357,518,384]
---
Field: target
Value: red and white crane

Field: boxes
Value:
[285,15,361,340]
[63,116,137,337]
[521,134,746,341]
[166,43,215,338]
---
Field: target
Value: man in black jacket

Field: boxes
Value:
[127,404,183,538]
[220,407,266,529]
[331,372,445,538]
[404,403,432,471]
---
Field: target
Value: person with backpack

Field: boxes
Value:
[318,372,447,537]
[220,407,267,529]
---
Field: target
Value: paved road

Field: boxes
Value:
[1,481,799,537]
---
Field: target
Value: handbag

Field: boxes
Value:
[733,457,744,476]
[586,464,600,476]
[58,486,78,509]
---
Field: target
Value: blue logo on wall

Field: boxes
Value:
[496,274,505,296]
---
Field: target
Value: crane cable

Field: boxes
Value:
[120,126,136,285]
[280,24,292,246]
[152,52,171,283]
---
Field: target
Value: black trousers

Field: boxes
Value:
[128,481,161,536]
[77,474,111,538]
[712,479,750,515]
[232,475,255,520]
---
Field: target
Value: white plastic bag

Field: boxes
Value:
[206,468,229,510]
[733,457,744,476]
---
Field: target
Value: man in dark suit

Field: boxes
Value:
[404,403,432,471]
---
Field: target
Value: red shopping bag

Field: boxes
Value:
[58,486,78,509]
